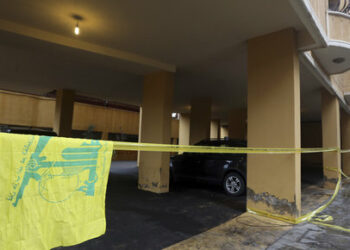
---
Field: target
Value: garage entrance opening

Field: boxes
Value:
[301,121,328,215]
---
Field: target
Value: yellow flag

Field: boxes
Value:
[0,133,113,250]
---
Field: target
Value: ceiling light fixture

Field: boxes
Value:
[332,57,345,64]
[74,21,80,35]
[72,14,83,36]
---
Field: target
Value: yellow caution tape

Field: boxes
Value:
[112,141,338,154]
[111,140,350,233]
[248,167,350,233]
[312,214,334,223]
[310,221,350,233]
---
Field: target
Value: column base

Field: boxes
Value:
[323,178,339,189]
[138,183,169,193]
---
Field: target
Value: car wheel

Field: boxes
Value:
[223,172,245,196]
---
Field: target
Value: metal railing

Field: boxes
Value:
[329,0,350,14]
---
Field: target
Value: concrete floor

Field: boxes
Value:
[60,161,246,250]
[269,178,350,249]
[168,168,350,250]
[59,162,350,250]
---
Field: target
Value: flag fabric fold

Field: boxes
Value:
[0,133,113,250]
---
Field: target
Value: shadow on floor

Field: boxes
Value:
[301,165,333,214]
[60,161,246,250]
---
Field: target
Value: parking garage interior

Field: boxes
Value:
[1,0,350,249]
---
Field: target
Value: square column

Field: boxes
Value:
[189,97,211,144]
[179,113,190,145]
[228,108,246,140]
[322,90,341,188]
[247,29,301,219]
[220,126,228,139]
[138,72,174,193]
[342,110,350,176]
[210,119,221,139]
[53,89,75,137]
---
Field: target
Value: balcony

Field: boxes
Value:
[309,0,350,75]
[328,0,350,42]
[329,0,350,14]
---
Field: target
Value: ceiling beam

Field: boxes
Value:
[0,19,176,73]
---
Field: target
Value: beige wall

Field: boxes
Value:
[73,102,140,161]
[220,126,228,139]
[309,0,328,34]
[73,102,139,135]
[0,90,55,127]
[247,29,301,219]
[0,90,141,135]
[171,119,179,140]
[0,90,182,161]
[328,12,350,43]
[179,113,190,145]
[210,120,220,139]
[331,71,350,94]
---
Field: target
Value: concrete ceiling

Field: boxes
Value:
[0,0,323,122]
[313,42,350,74]
[0,0,305,66]
[300,62,323,122]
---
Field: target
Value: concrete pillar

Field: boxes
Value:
[171,118,179,143]
[138,72,173,193]
[179,113,190,145]
[342,110,350,176]
[189,98,211,144]
[228,108,246,140]
[210,119,221,139]
[322,90,341,188]
[247,29,301,219]
[53,89,75,137]
[137,107,142,166]
[220,126,228,139]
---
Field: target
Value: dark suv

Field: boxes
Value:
[170,139,247,196]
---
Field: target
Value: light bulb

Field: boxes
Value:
[74,24,80,35]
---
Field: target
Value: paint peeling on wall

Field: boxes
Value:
[247,188,299,216]
[138,183,149,189]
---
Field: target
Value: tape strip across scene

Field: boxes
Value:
[112,141,350,232]
[112,141,337,154]
[248,168,350,233]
